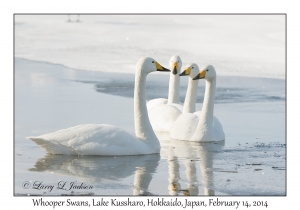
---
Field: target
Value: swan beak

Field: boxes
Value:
[172,62,178,75]
[193,70,206,80]
[155,62,170,72]
[180,67,191,76]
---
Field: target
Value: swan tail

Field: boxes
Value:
[27,137,78,155]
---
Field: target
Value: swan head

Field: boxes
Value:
[193,65,216,81]
[169,55,182,75]
[179,63,199,79]
[136,57,170,75]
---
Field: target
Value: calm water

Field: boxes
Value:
[14,58,286,196]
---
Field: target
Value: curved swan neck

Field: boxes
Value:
[167,73,180,104]
[183,78,199,113]
[134,70,158,142]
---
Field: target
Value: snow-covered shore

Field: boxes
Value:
[15,15,285,79]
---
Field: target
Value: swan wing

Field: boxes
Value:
[170,113,199,140]
[168,103,183,111]
[148,104,182,132]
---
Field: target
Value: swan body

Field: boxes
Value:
[146,98,168,110]
[170,63,201,140]
[171,112,224,142]
[29,124,155,156]
[170,65,225,142]
[148,55,183,132]
[28,57,170,156]
[148,103,182,132]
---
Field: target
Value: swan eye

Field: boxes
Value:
[192,67,194,69]
[178,61,180,62]
[206,69,209,71]
[152,61,154,63]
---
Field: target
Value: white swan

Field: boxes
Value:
[146,55,183,110]
[147,56,184,132]
[27,57,171,156]
[148,62,200,133]
[170,65,225,142]
[169,63,201,140]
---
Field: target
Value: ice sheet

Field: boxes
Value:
[15,15,285,78]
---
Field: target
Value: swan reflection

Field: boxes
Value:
[29,137,226,195]
[29,154,160,195]
[159,133,225,196]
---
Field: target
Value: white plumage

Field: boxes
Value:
[147,55,184,132]
[28,57,171,156]
[170,64,225,142]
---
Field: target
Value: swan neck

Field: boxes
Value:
[183,78,199,113]
[167,73,180,104]
[201,79,216,120]
[134,70,158,143]
[193,78,216,141]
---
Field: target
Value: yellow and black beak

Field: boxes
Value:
[193,69,206,80]
[171,62,178,75]
[155,61,171,72]
[180,67,191,76]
